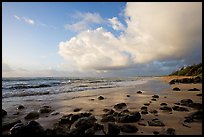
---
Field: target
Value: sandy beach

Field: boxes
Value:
[2,76,202,135]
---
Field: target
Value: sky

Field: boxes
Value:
[2,2,202,77]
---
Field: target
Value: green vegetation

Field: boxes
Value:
[169,63,202,77]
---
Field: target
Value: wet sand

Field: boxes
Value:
[2,76,202,135]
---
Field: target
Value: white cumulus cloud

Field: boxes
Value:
[108,17,125,30]
[59,2,202,73]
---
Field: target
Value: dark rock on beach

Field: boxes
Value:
[161,128,176,135]
[126,95,130,97]
[2,119,22,130]
[169,80,175,85]
[152,95,159,98]
[153,131,159,135]
[107,123,120,135]
[196,93,202,96]
[172,106,189,111]
[180,99,193,105]
[137,91,142,94]
[188,88,200,91]
[73,108,82,112]
[120,124,138,133]
[114,103,127,110]
[160,103,167,106]
[101,115,115,122]
[160,106,172,111]
[151,98,157,101]
[173,87,180,91]
[184,110,202,123]
[148,118,165,126]
[2,109,7,117]
[144,103,150,106]
[141,110,148,114]
[17,105,25,110]
[24,111,39,119]
[10,121,45,135]
[39,106,52,113]
[141,106,148,110]
[98,96,104,100]
[149,110,158,114]
[118,111,141,123]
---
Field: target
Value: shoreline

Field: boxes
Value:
[2,76,202,135]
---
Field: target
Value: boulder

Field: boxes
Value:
[126,95,130,97]
[151,98,157,101]
[144,103,150,106]
[149,110,158,114]
[141,110,148,114]
[188,88,200,91]
[141,106,148,110]
[193,76,202,83]
[73,108,82,112]
[120,124,138,133]
[148,119,165,126]
[188,103,202,109]
[180,99,193,105]
[10,121,45,135]
[98,96,104,100]
[137,91,142,94]
[17,105,25,110]
[196,93,202,96]
[152,95,159,98]
[160,106,172,111]
[101,115,115,122]
[160,103,167,106]
[107,123,120,135]
[163,128,176,135]
[169,80,175,85]
[24,111,39,119]
[114,103,127,110]
[39,106,52,113]
[2,109,7,117]
[153,131,159,135]
[173,87,180,91]
[172,106,189,111]
[119,112,141,123]
[85,127,95,135]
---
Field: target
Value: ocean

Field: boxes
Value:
[2,77,154,98]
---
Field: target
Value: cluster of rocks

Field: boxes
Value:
[169,76,202,85]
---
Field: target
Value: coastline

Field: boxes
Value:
[2,76,202,135]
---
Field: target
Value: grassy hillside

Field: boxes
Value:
[169,63,202,77]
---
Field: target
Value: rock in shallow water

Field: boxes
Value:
[39,106,52,113]
[17,105,25,110]
[152,95,159,98]
[24,111,39,119]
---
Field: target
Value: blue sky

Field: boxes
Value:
[2,2,202,77]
